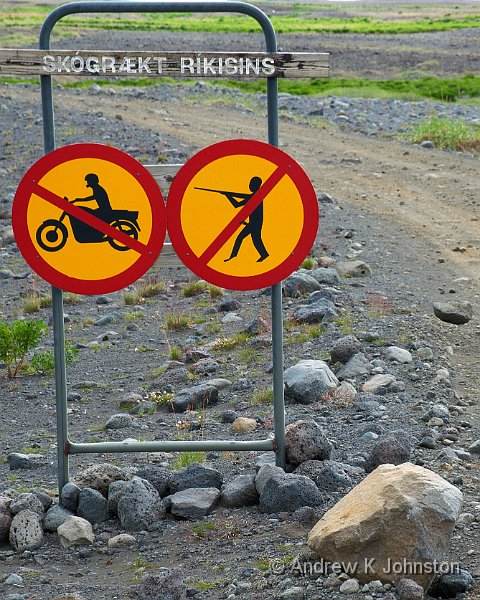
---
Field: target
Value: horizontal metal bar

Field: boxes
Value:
[67,438,275,454]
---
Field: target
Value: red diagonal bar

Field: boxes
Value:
[32,183,147,255]
[198,166,285,265]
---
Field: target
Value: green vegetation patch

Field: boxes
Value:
[409,116,480,153]
[220,75,480,103]
[3,73,479,104]
[2,7,480,35]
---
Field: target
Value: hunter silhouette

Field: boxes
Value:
[195,176,269,263]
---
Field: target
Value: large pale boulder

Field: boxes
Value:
[308,463,462,589]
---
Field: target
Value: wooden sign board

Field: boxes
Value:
[0,49,329,79]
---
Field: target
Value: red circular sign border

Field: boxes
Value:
[12,143,166,295]
[167,139,319,291]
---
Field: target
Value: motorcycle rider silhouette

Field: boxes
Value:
[35,173,141,252]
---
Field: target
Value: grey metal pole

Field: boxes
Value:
[68,438,274,454]
[39,19,70,492]
[52,286,69,489]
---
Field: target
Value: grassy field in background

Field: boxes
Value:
[1,4,480,35]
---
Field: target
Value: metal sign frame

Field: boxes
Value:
[39,1,286,495]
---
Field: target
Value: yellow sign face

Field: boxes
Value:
[167,140,319,290]
[13,144,166,295]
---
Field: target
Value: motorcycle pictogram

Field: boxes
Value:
[35,173,141,252]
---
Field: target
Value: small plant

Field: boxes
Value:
[251,388,274,406]
[315,388,355,409]
[21,445,46,455]
[30,340,79,374]
[168,345,183,361]
[410,116,480,153]
[63,292,83,305]
[191,580,218,592]
[23,294,52,314]
[0,319,48,377]
[239,347,257,365]
[183,280,208,297]
[172,451,206,470]
[208,284,223,299]
[23,296,40,314]
[129,555,150,584]
[204,321,222,335]
[211,332,251,352]
[332,312,355,335]
[300,256,316,270]
[124,310,145,322]
[191,521,215,539]
[165,312,192,330]
[148,366,166,379]
[148,391,174,407]
[366,291,393,318]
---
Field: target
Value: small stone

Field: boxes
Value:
[433,301,473,324]
[336,261,372,278]
[417,347,434,360]
[419,436,436,450]
[9,510,44,552]
[339,578,360,594]
[43,505,75,532]
[77,488,109,524]
[428,569,473,598]
[5,573,23,585]
[231,417,257,434]
[384,346,412,364]
[61,482,81,511]
[330,336,363,364]
[107,533,137,548]
[428,417,444,428]
[170,487,220,518]
[7,452,43,470]
[468,440,480,455]
[57,516,95,548]
[362,374,395,393]
[396,578,424,600]
[105,413,133,429]
[285,419,333,465]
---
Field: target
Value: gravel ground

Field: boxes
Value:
[0,4,479,597]
[0,79,479,600]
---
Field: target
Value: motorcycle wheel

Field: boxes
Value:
[36,220,68,252]
[108,220,139,251]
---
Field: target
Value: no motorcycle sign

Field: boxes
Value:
[12,144,166,295]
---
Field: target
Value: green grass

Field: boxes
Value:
[2,8,480,35]
[220,75,480,103]
[164,312,192,330]
[251,388,274,406]
[3,72,479,104]
[172,451,206,470]
[168,346,183,361]
[409,116,480,152]
[183,280,208,298]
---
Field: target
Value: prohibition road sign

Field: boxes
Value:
[12,144,166,295]
[167,139,319,290]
